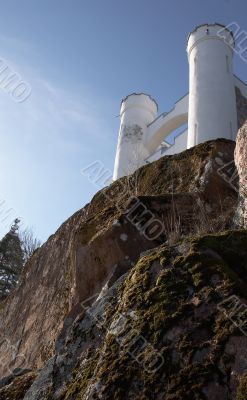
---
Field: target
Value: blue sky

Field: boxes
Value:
[0,0,246,242]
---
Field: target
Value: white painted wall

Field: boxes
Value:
[113,93,158,180]
[145,94,188,153]
[187,24,238,148]
[113,24,247,181]
[145,129,188,163]
[162,129,188,156]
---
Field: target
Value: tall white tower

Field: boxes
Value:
[113,93,158,180]
[187,23,238,148]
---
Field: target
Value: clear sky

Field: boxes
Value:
[0,0,246,242]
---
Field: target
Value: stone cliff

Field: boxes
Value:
[0,137,246,400]
[25,230,247,400]
[235,121,247,228]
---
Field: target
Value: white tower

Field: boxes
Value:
[113,93,158,180]
[187,23,238,148]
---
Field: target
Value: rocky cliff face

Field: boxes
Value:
[24,230,247,400]
[0,138,246,400]
[236,88,247,130]
[235,121,247,228]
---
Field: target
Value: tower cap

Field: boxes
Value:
[187,23,235,52]
[121,93,158,112]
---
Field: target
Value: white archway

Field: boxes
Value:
[145,94,189,153]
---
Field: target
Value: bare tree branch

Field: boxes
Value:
[20,228,41,264]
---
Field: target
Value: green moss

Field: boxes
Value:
[61,230,247,399]
[78,206,117,245]
[0,372,37,400]
[237,371,247,400]
[62,353,98,400]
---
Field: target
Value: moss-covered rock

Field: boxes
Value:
[0,139,237,379]
[0,138,244,400]
[25,230,247,400]
[0,371,37,400]
[237,371,247,400]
